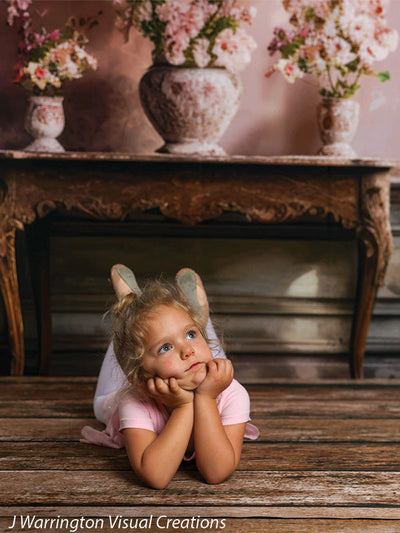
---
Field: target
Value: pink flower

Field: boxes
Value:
[48,29,60,41]
[6,5,18,26]
[35,66,46,79]
[33,32,46,45]
[17,0,31,10]
[5,0,32,26]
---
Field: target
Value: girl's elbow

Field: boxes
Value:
[197,455,239,484]
[148,478,170,490]
[200,465,236,485]
[134,466,173,490]
[203,471,232,485]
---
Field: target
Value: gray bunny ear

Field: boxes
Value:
[110,264,142,301]
[176,270,199,312]
[175,268,209,327]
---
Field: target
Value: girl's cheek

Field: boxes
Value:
[157,357,180,378]
[198,342,212,361]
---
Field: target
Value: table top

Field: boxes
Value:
[0,149,398,169]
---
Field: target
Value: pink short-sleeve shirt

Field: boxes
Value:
[81,378,259,449]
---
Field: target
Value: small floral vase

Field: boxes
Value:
[139,66,242,156]
[24,95,65,152]
[317,97,360,157]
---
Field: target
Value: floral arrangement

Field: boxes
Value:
[4,0,98,94]
[266,0,398,98]
[112,0,257,72]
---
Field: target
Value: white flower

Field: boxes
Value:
[276,58,304,83]
[325,37,358,66]
[346,15,375,44]
[193,37,211,67]
[376,26,399,52]
[323,16,338,39]
[213,27,257,72]
[134,0,152,23]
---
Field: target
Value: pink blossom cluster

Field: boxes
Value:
[5,0,31,26]
[113,0,257,72]
[156,0,218,65]
[4,0,98,93]
[267,0,398,97]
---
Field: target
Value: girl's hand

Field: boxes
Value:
[195,359,234,399]
[146,376,194,410]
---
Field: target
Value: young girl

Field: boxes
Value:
[81,265,258,489]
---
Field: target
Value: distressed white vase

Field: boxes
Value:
[317,97,360,157]
[139,66,242,156]
[24,95,65,152]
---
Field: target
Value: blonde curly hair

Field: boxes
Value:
[112,280,207,388]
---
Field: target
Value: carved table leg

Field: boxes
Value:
[351,171,392,379]
[0,217,25,375]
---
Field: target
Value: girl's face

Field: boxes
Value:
[141,304,212,391]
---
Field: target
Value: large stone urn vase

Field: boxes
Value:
[139,66,242,156]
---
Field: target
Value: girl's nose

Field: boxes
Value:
[181,342,194,359]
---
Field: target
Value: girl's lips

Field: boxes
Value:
[186,362,202,372]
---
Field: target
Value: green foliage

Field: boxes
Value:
[304,8,315,21]
[319,78,360,98]
[378,71,391,82]
[297,56,311,74]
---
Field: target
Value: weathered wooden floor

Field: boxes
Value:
[1,377,400,532]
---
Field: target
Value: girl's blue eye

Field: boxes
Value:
[187,330,196,340]
[159,343,172,354]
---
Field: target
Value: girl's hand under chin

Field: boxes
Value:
[146,376,194,410]
[195,359,234,399]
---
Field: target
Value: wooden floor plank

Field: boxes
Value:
[0,418,102,441]
[1,517,399,533]
[1,442,399,471]
[0,379,96,399]
[2,470,400,507]
[3,506,400,519]
[0,400,94,418]
[246,383,400,401]
[2,417,400,442]
[2,378,400,400]
[250,399,400,418]
[0,515,400,533]
[3,399,400,418]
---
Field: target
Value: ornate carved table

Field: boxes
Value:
[0,151,395,378]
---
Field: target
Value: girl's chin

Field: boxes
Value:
[177,369,207,391]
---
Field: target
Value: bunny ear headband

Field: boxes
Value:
[111,263,209,328]
[110,264,142,302]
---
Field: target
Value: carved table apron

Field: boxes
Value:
[0,152,394,378]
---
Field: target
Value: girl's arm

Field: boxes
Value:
[123,377,193,489]
[193,359,246,484]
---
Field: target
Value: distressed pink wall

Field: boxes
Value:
[0,0,399,157]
